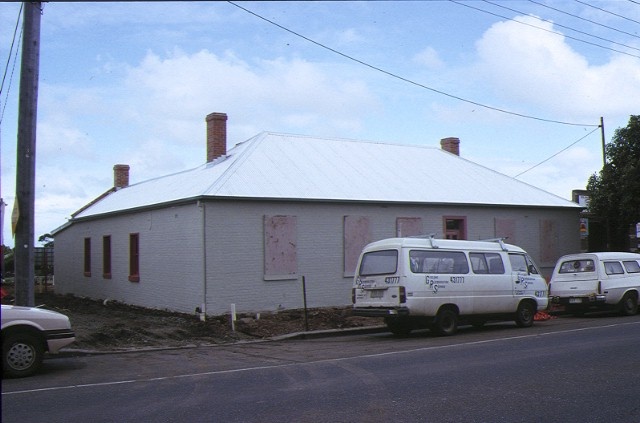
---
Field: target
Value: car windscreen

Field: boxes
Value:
[359,250,398,276]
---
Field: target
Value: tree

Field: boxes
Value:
[38,233,54,248]
[587,115,640,251]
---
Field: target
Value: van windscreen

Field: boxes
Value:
[359,250,398,276]
[559,259,595,274]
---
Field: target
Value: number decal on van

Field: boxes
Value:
[450,277,465,284]
[385,277,400,284]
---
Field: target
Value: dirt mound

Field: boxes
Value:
[3,292,380,351]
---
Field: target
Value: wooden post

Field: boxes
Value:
[14,2,42,306]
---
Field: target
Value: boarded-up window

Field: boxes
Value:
[495,219,516,244]
[344,216,371,276]
[264,215,297,280]
[397,217,423,237]
[540,220,558,265]
[83,237,91,277]
[129,233,140,282]
[103,235,112,279]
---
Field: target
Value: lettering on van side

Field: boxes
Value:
[355,277,376,288]
[517,274,536,289]
[426,275,450,294]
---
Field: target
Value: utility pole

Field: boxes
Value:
[600,116,606,165]
[14,2,42,306]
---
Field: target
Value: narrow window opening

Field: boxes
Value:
[129,233,140,282]
[103,235,112,279]
[83,237,91,277]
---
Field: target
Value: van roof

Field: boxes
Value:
[557,252,640,262]
[363,237,525,253]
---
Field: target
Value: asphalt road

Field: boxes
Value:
[3,313,640,423]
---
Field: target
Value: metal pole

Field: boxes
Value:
[600,116,606,165]
[0,198,5,280]
[302,276,309,331]
[14,2,42,306]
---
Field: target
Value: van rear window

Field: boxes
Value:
[559,259,595,274]
[410,250,469,274]
[359,250,398,276]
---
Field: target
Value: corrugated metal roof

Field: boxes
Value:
[73,132,580,219]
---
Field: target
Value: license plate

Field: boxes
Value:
[370,290,385,299]
[569,298,582,304]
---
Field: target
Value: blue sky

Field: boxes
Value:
[1,1,639,247]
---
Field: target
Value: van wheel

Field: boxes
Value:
[384,317,412,337]
[515,301,535,328]
[619,292,638,316]
[432,309,458,336]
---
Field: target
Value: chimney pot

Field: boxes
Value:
[440,137,460,156]
[113,164,130,188]
[206,112,228,162]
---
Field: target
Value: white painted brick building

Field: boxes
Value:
[52,113,581,315]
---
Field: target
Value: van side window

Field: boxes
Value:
[623,260,640,274]
[559,259,595,273]
[470,253,505,274]
[410,250,469,274]
[604,261,625,275]
[509,254,540,275]
[525,255,540,275]
[509,254,527,273]
[360,250,398,276]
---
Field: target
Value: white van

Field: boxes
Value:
[351,237,549,336]
[549,252,640,316]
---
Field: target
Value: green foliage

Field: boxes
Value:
[587,115,640,250]
[2,244,14,275]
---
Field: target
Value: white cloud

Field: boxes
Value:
[478,145,602,199]
[122,49,379,140]
[473,16,640,119]
[413,47,444,69]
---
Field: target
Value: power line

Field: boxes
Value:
[0,3,23,127]
[575,0,640,26]
[228,1,599,128]
[452,0,640,59]
[528,0,640,38]
[514,126,600,177]
[484,0,640,53]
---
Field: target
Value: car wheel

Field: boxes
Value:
[2,333,45,378]
[619,292,638,316]
[432,308,458,336]
[515,301,535,328]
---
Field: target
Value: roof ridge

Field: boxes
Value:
[259,131,441,150]
[201,132,269,195]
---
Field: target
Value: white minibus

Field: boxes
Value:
[352,237,549,336]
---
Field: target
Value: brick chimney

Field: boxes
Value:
[440,137,460,156]
[113,164,130,188]
[206,112,228,162]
